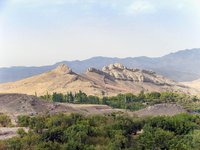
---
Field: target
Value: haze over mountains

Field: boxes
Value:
[0,48,200,83]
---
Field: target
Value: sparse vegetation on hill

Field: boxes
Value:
[183,78,200,92]
[0,113,200,149]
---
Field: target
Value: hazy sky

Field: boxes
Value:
[0,0,200,67]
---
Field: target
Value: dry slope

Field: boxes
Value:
[183,79,200,92]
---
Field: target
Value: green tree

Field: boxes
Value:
[17,115,30,127]
[0,114,12,127]
[137,125,174,149]
[52,92,64,102]
[74,90,88,103]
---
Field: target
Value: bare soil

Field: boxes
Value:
[0,127,28,140]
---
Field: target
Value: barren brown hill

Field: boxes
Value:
[0,63,194,96]
[0,93,58,116]
[0,64,100,96]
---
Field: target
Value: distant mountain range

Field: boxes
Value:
[0,48,200,83]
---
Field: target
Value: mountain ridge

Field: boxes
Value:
[0,63,196,96]
[0,48,200,83]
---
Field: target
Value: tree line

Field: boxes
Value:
[40,91,200,111]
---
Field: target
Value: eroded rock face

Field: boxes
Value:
[100,63,175,85]
[86,67,114,80]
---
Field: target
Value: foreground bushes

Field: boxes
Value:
[0,113,200,149]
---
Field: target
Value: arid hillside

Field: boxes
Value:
[183,79,200,92]
[0,63,195,96]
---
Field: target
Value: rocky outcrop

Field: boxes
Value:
[100,63,175,85]
[53,64,73,74]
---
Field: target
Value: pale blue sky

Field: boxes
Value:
[0,0,200,67]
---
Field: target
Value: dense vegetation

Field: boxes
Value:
[40,91,200,111]
[0,113,200,149]
[1,92,199,149]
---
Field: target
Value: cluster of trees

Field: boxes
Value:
[41,91,99,104]
[40,91,200,111]
[0,113,200,149]
[137,114,200,149]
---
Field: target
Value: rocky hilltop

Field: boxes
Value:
[101,63,175,85]
[0,63,194,96]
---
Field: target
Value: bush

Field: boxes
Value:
[0,113,12,127]
[17,115,30,127]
